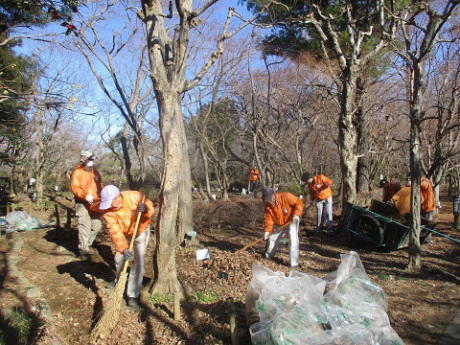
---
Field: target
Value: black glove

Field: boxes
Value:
[123,249,133,260]
[138,202,147,213]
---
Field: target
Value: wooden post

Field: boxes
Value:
[173,291,181,321]
[55,204,61,228]
[227,297,239,345]
[65,208,73,241]
[6,203,9,215]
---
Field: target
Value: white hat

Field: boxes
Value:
[99,185,120,210]
[80,149,95,159]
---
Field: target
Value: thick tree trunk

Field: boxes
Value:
[408,63,424,271]
[338,68,358,205]
[150,93,193,295]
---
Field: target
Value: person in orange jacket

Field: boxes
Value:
[379,178,402,203]
[262,186,303,268]
[305,173,334,235]
[247,165,260,198]
[94,185,155,308]
[70,149,103,260]
[392,174,435,223]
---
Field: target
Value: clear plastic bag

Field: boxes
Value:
[245,265,285,326]
[5,211,42,232]
[325,275,388,312]
[246,252,405,345]
[256,273,327,323]
[249,321,274,345]
[280,323,376,345]
[324,251,369,290]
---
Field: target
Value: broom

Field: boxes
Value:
[89,196,146,341]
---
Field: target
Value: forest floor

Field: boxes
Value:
[0,193,459,344]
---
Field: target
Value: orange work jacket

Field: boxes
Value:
[308,175,333,201]
[383,182,402,202]
[248,169,260,182]
[102,191,155,253]
[71,165,103,205]
[392,178,435,215]
[264,192,303,232]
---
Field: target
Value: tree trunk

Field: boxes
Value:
[120,122,136,189]
[150,92,193,295]
[338,67,358,205]
[217,161,229,200]
[35,113,44,201]
[199,139,213,200]
[356,77,370,194]
[408,124,422,270]
[408,62,424,271]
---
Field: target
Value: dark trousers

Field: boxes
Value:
[250,181,258,198]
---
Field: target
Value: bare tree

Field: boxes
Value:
[70,1,155,189]
[398,0,459,270]
[422,38,460,205]
[139,0,260,294]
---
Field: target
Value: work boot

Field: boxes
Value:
[314,228,322,234]
[127,298,139,308]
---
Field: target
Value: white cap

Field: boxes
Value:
[99,185,120,210]
[80,149,95,160]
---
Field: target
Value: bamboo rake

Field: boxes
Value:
[89,196,146,341]
[236,221,293,253]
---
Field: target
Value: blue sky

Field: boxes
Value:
[11,0,265,145]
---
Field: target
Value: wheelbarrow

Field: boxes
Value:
[340,200,460,252]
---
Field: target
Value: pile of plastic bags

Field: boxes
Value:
[246,251,404,345]
[1,211,43,233]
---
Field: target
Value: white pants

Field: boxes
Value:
[75,203,102,253]
[265,221,300,267]
[114,228,150,298]
[315,197,333,231]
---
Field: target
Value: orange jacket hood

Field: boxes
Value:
[71,165,103,204]
[308,175,333,201]
[264,192,303,232]
[102,191,155,253]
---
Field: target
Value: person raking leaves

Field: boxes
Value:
[262,186,303,268]
[92,185,154,308]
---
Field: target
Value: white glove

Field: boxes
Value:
[293,215,300,223]
[85,194,94,204]
[264,232,270,240]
